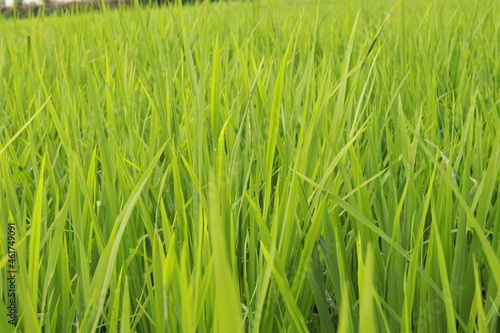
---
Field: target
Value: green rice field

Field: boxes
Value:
[0,0,499,331]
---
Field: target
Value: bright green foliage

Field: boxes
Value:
[0,0,499,332]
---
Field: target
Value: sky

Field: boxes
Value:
[4,0,45,6]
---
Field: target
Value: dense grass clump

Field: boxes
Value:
[0,0,499,332]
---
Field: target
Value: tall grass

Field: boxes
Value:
[0,0,499,331]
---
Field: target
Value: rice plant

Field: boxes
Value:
[0,0,499,331]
